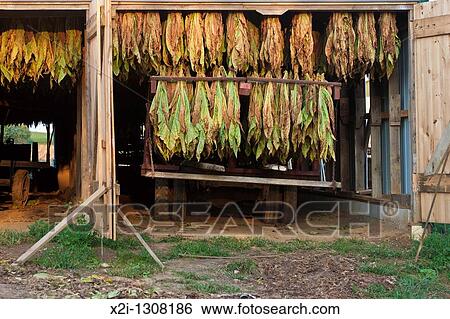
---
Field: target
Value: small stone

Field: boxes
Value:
[100,263,111,268]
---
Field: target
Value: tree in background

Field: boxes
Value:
[3,125,31,144]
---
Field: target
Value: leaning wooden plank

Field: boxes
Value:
[16,185,107,264]
[424,122,450,176]
[118,210,164,269]
[143,171,341,188]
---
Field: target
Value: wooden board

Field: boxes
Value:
[413,0,450,223]
[111,1,414,12]
[144,171,341,188]
[0,1,90,10]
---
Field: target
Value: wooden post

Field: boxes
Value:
[370,81,383,198]
[389,67,402,194]
[339,85,351,191]
[354,80,366,191]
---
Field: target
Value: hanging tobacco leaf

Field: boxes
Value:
[165,13,185,67]
[278,71,291,163]
[225,70,242,158]
[226,13,250,73]
[149,73,172,161]
[141,12,162,74]
[378,13,401,79]
[247,20,260,74]
[290,13,314,77]
[355,13,377,77]
[247,82,264,159]
[191,80,213,160]
[204,12,225,69]
[260,17,284,77]
[325,13,355,81]
[185,12,205,73]
[210,66,228,159]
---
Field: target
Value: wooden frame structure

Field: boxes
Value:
[2,0,450,235]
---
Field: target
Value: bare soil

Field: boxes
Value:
[0,243,393,299]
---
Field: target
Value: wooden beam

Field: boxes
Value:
[111,1,414,12]
[339,86,351,191]
[16,185,107,264]
[354,80,366,191]
[414,14,450,39]
[389,67,402,194]
[144,171,341,189]
[424,122,450,176]
[370,81,383,199]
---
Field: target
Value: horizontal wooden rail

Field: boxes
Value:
[149,76,342,87]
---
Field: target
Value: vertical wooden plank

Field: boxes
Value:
[339,85,351,191]
[354,80,366,191]
[389,67,401,194]
[370,81,383,198]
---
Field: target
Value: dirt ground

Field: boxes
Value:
[0,242,395,299]
[0,192,409,298]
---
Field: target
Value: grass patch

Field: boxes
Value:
[175,271,211,281]
[323,238,406,258]
[168,237,251,258]
[175,270,240,295]
[108,249,161,278]
[29,131,48,144]
[225,259,258,280]
[358,262,399,276]
[184,279,240,294]
[359,232,450,298]
[37,245,100,269]
[0,229,29,246]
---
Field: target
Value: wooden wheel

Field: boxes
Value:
[12,169,30,207]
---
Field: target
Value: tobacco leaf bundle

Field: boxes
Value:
[355,13,377,77]
[290,14,314,77]
[316,74,336,161]
[260,17,284,76]
[261,72,279,158]
[226,13,250,73]
[278,71,291,163]
[311,31,324,73]
[247,82,265,159]
[119,13,143,76]
[247,20,261,74]
[300,74,319,161]
[290,77,303,153]
[191,80,213,160]
[225,70,242,158]
[167,67,198,159]
[325,13,355,81]
[185,13,205,73]
[204,13,225,68]
[210,66,228,159]
[141,13,162,74]
[149,72,172,161]
[165,13,185,67]
[0,18,81,87]
[378,13,401,79]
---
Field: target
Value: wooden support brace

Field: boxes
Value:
[118,209,164,269]
[16,185,108,264]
